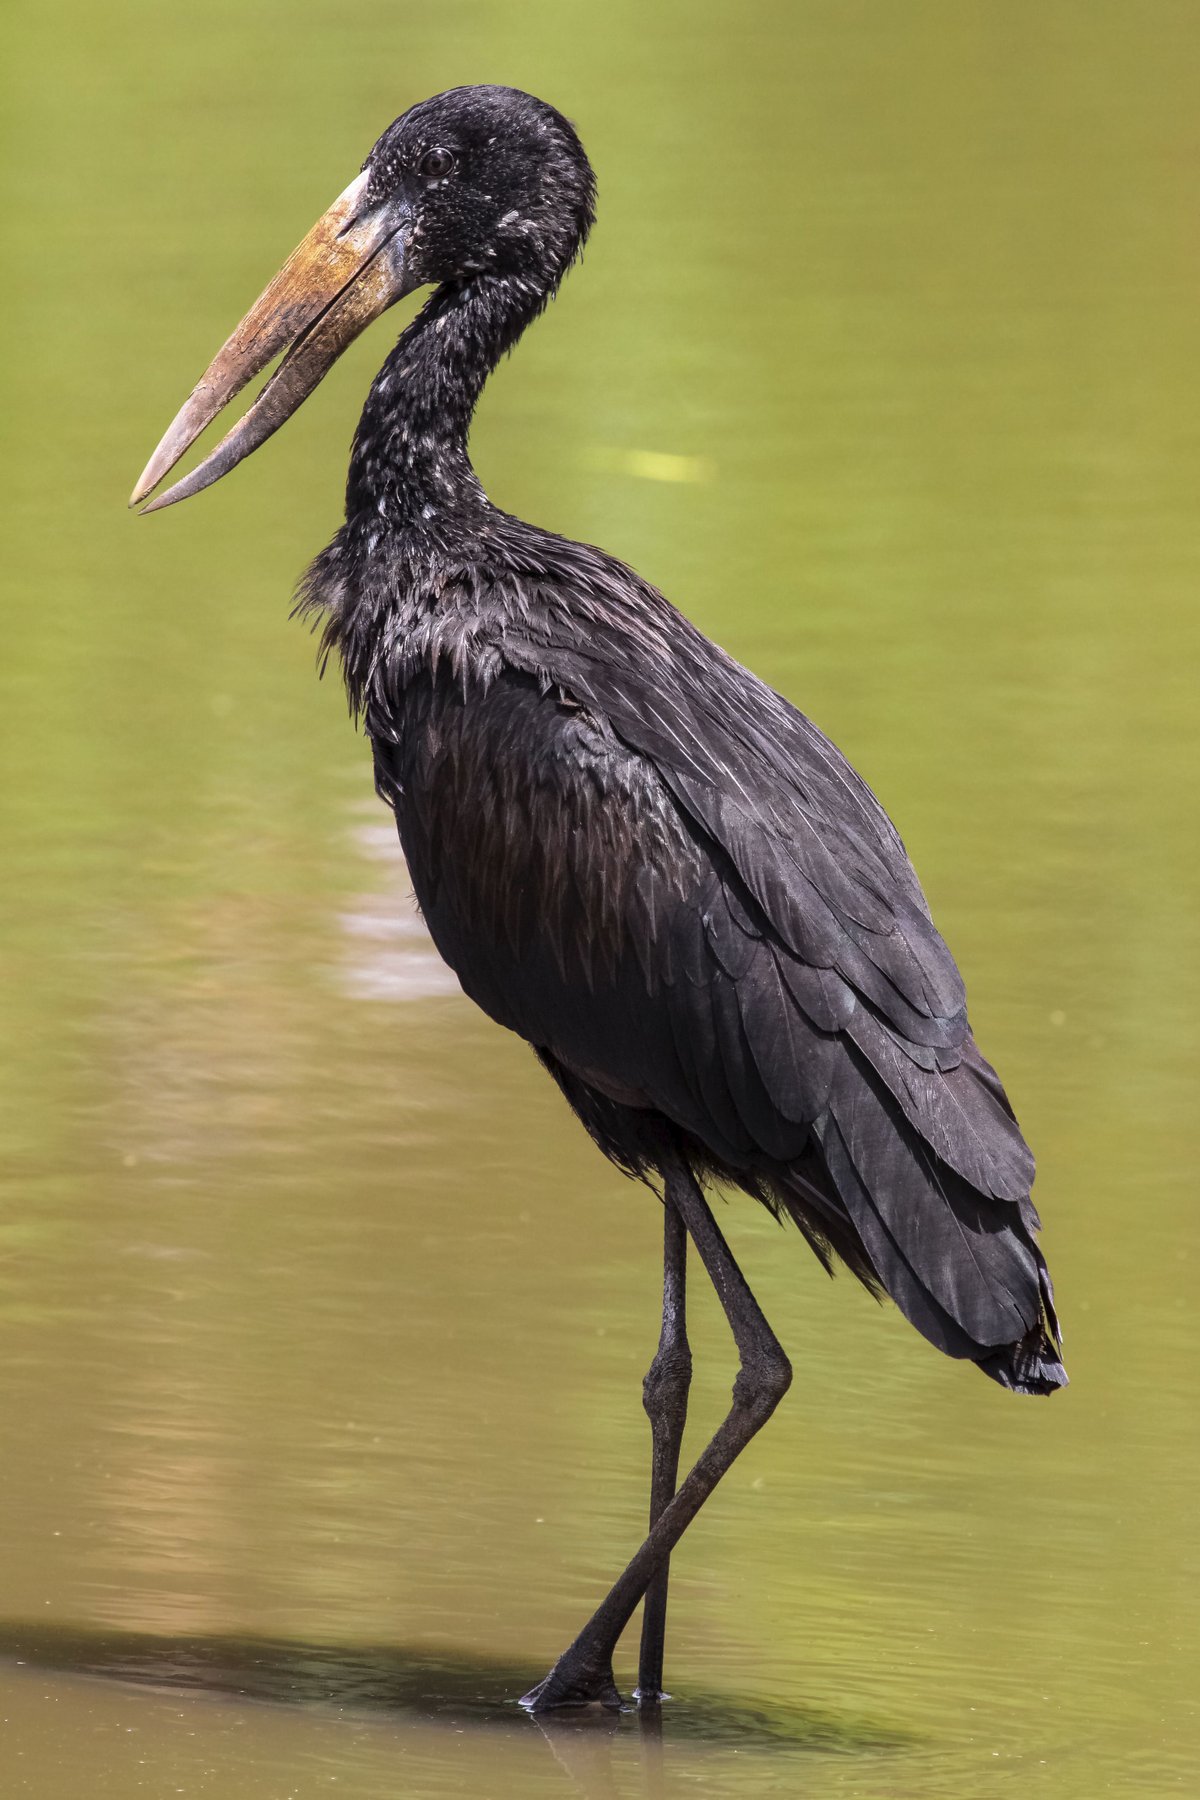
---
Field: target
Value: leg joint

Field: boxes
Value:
[733,1342,792,1419]
[643,1345,693,1419]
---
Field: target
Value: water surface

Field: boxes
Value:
[2,2,1197,1796]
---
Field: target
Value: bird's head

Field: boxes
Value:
[131,86,595,513]
[366,86,595,289]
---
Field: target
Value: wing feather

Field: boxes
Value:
[370,598,1057,1382]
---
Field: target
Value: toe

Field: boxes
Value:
[520,1660,627,1711]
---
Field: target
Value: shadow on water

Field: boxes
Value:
[0,1620,911,1758]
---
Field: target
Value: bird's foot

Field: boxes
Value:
[520,1652,626,1712]
[633,1685,671,1708]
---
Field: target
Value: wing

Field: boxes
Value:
[368,568,1057,1382]
[374,650,1055,1369]
[484,549,1033,1185]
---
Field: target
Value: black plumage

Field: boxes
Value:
[136,84,1065,1712]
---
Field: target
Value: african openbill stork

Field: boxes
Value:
[132,84,1065,1712]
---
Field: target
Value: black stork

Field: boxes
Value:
[132,85,1065,1712]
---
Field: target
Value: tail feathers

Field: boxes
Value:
[978,1244,1066,1393]
[979,1326,1067,1395]
[810,1051,1065,1394]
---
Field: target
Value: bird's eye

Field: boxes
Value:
[419,148,456,180]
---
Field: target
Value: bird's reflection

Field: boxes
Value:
[526,1705,660,1800]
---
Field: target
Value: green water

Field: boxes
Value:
[2,2,1197,1795]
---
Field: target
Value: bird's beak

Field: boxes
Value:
[130,171,415,513]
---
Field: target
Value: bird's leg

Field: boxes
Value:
[635,1185,691,1706]
[520,1160,791,1713]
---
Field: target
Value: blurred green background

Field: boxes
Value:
[1,2,1197,1796]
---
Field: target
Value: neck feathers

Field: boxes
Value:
[345,272,553,525]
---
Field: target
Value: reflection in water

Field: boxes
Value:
[337,810,463,1002]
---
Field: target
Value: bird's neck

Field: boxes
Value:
[345,272,548,527]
